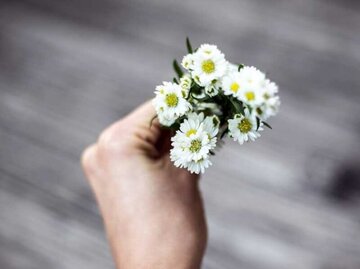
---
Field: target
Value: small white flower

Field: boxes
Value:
[184,112,219,148]
[157,113,178,126]
[153,82,192,126]
[239,66,266,90]
[181,54,194,70]
[170,113,219,174]
[187,112,219,140]
[228,110,263,145]
[237,88,264,107]
[170,146,212,174]
[237,66,266,106]
[255,79,280,120]
[203,115,219,148]
[257,96,281,120]
[191,44,227,87]
[222,66,266,106]
[174,130,211,161]
[226,62,239,74]
[222,71,243,97]
[178,112,204,136]
[205,83,219,97]
[187,158,212,174]
[263,79,278,97]
[179,74,192,98]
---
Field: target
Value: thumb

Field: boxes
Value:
[121,100,162,146]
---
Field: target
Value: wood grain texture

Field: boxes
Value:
[0,0,360,268]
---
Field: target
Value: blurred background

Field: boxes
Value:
[1,0,360,268]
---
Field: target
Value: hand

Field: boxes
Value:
[81,100,207,269]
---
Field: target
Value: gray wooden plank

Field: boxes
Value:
[0,173,113,269]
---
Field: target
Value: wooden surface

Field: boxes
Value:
[1,0,360,268]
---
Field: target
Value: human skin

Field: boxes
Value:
[81,100,207,269]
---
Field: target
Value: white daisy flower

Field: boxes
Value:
[255,79,280,120]
[203,114,220,135]
[228,110,263,145]
[239,66,266,90]
[262,79,278,97]
[191,44,227,87]
[157,113,178,126]
[222,71,243,97]
[186,112,219,140]
[204,83,219,97]
[178,112,204,136]
[179,74,192,98]
[184,112,219,148]
[170,112,219,173]
[226,62,239,74]
[186,158,212,174]
[175,130,211,161]
[236,66,266,106]
[237,87,263,106]
[181,54,194,70]
[170,147,212,174]
[203,115,219,148]
[257,96,281,120]
[152,82,192,126]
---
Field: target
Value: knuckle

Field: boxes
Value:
[98,123,128,155]
[98,129,114,149]
[81,145,97,172]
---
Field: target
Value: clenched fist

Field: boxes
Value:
[81,101,207,269]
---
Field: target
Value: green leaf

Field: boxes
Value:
[229,98,245,115]
[246,104,253,114]
[238,64,245,71]
[256,117,260,131]
[189,83,202,95]
[238,101,245,115]
[168,121,181,130]
[209,150,216,156]
[186,37,193,53]
[173,59,183,79]
[229,98,241,112]
[173,77,179,83]
[262,121,272,129]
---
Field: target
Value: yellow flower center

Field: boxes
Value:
[165,93,178,107]
[245,91,255,101]
[189,139,202,153]
[186,129,197,137]
[238,118,252,133]
[201,60,215,74]
[230,82,240,93]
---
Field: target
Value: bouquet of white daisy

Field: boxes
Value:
[152,38,280,174]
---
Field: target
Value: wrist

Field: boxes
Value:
[109,228,205,269]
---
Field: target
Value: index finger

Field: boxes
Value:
[123,99,158,128]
